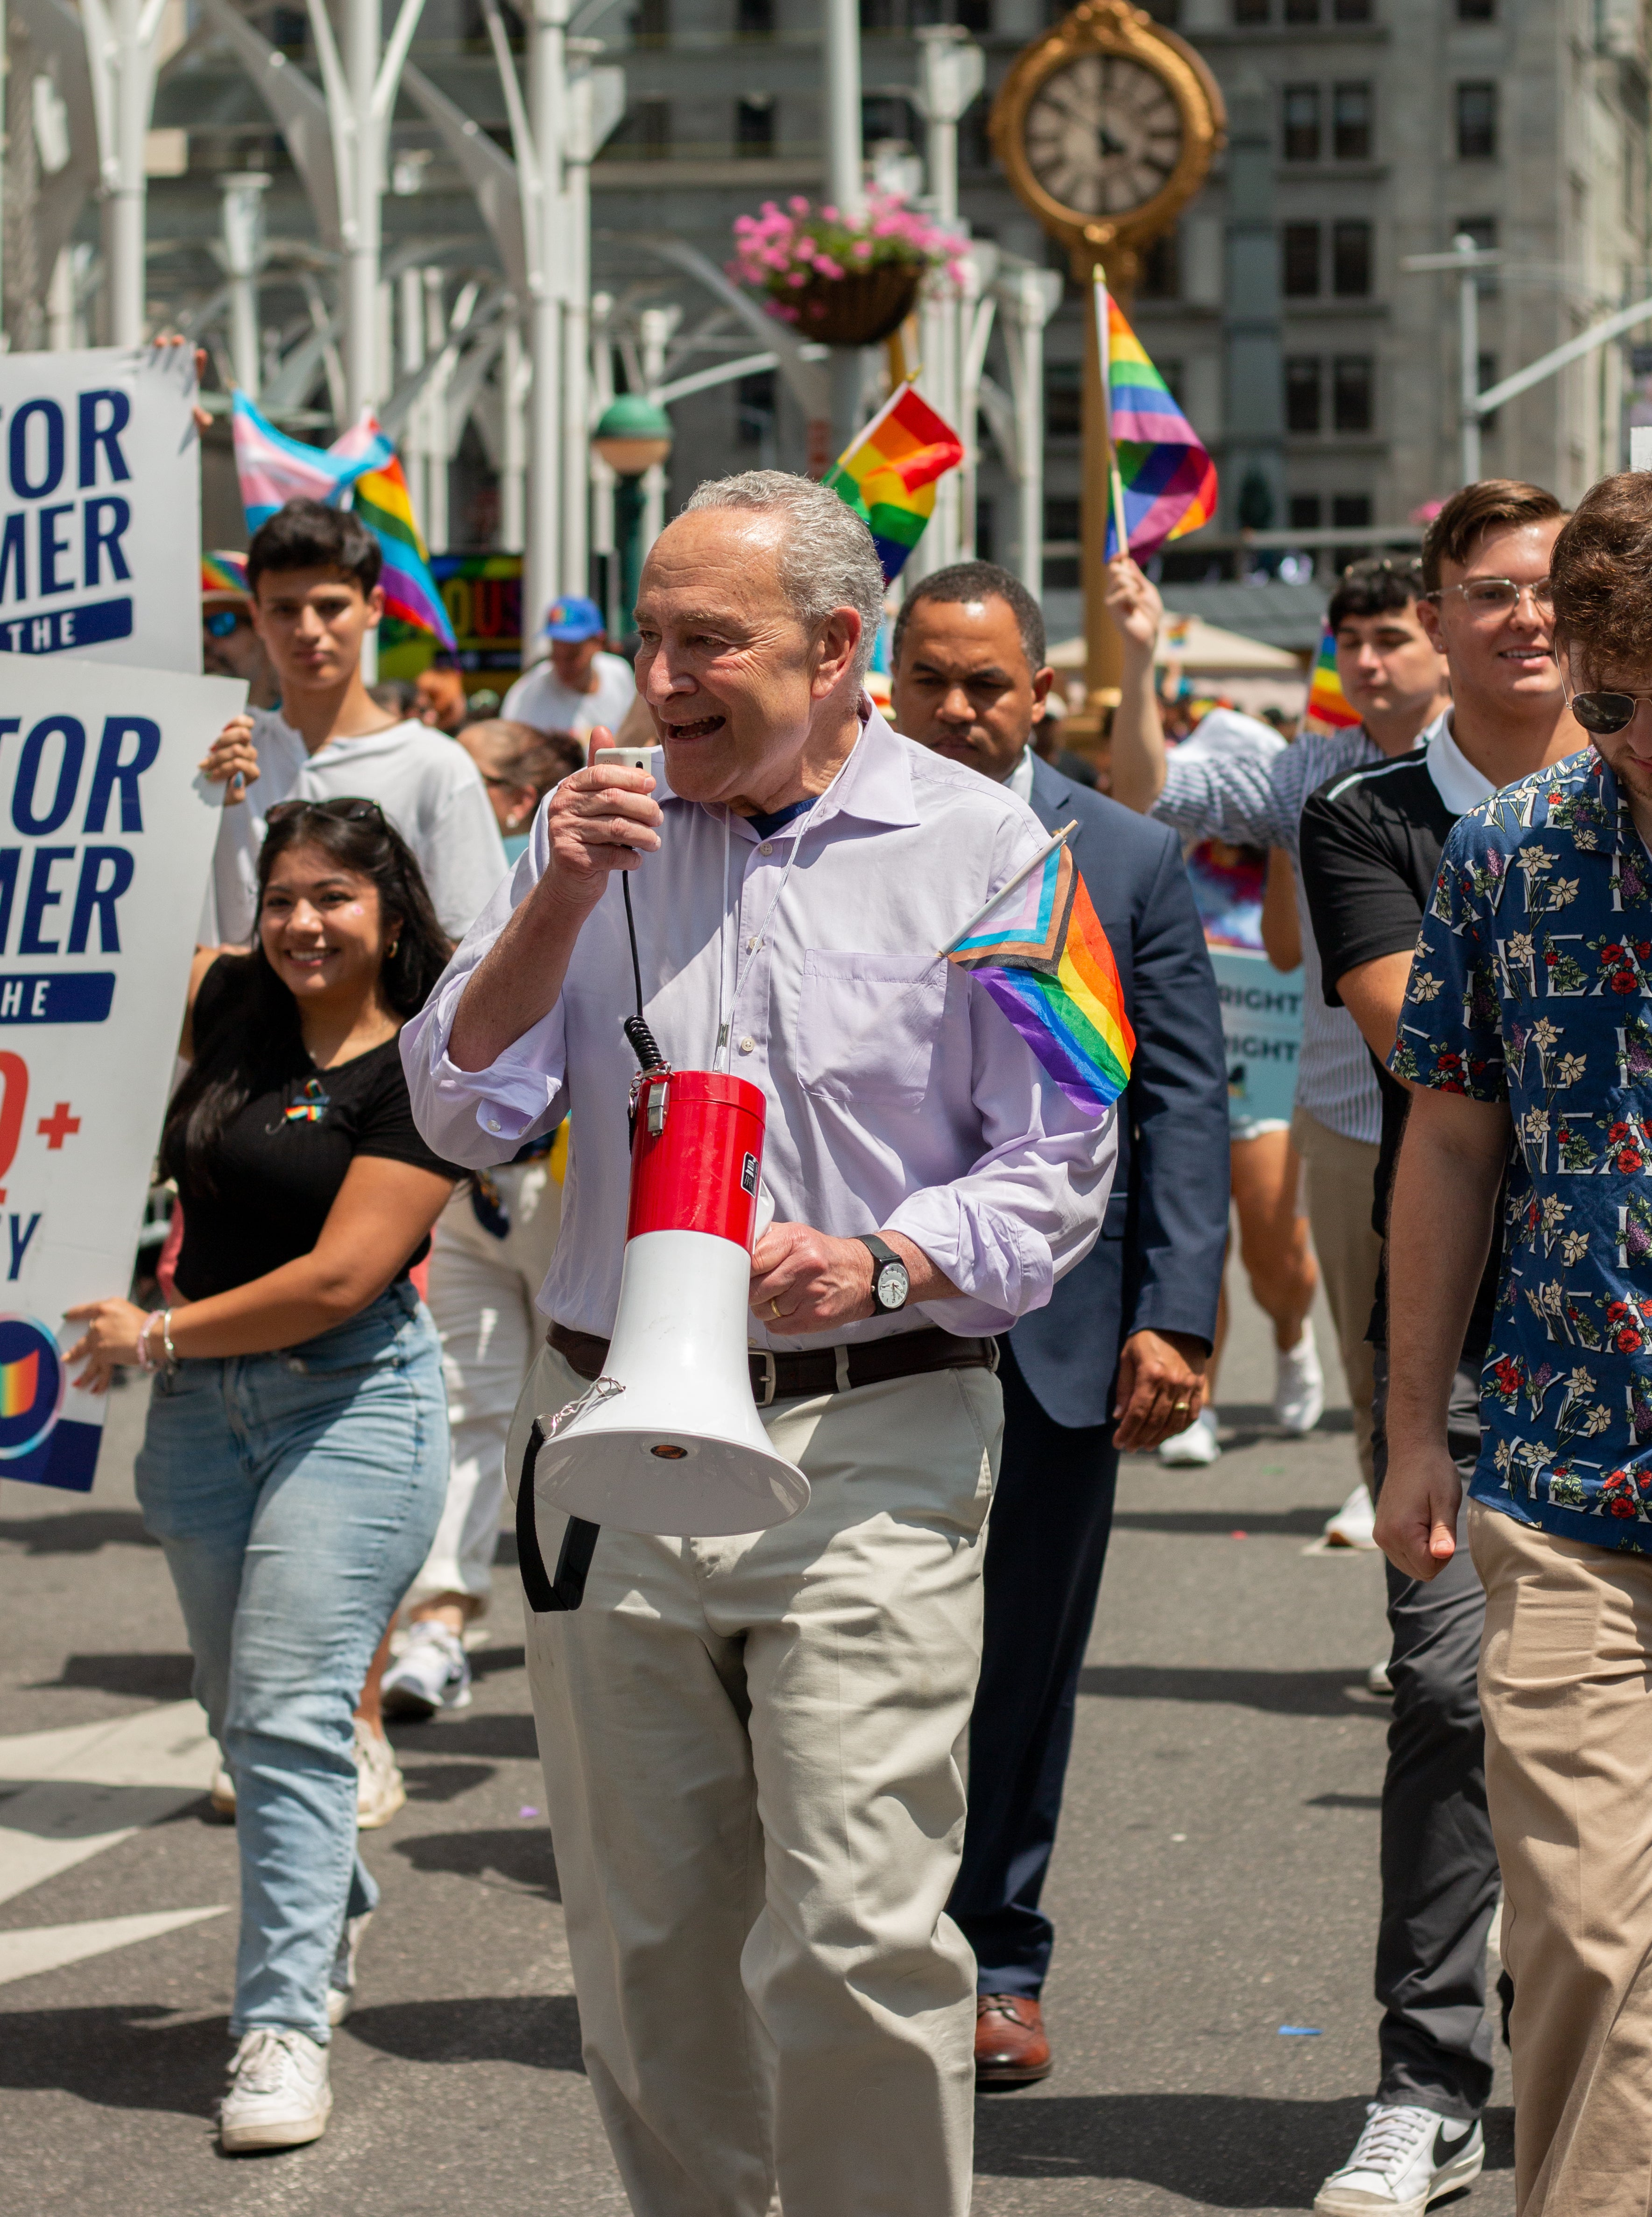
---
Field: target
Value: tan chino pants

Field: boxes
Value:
[1290,1105,1382,1488]
[1471,1498,1652,2216]
[510,1341,1003,2217]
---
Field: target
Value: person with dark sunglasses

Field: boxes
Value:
[202,552,278,709]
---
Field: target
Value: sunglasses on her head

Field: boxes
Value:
[264,798,388,828]
[1564,684,1652,737]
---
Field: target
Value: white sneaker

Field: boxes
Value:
[353,1717,406,1831]
[207,1760,237,1823]
[1326,1480,1379,1549]
[326,1909,371,2027]
[1367,1656,1394,1697]
[1275,1320,1325,1434]
[381,1620,473,1719]
[219,2028,332,2153]
[1158,1408,1221,1466]
[1315,2103,1483,2216]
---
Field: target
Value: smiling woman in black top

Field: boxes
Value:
[65,801,459,2157]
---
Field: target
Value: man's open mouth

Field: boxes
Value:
[662,713,726,739]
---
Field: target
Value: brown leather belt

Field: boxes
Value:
[548,1320,998,1407]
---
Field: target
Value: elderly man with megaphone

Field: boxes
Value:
[403,471,1116,2217]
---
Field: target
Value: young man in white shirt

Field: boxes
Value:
[500,594,637,741]
[201,501,507,947]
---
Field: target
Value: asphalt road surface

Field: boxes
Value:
[2,1275,1513,2217]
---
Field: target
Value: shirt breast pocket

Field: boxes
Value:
[796,949,949,1112]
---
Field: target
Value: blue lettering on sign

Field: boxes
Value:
[0,972,114,1023]
[0,598,131,654]
[8,400,64,500]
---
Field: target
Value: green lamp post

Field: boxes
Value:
[594,395,674,633]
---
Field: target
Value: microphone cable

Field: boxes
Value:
[622,871,665,1074]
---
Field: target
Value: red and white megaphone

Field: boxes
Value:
[527,1061,810,1537]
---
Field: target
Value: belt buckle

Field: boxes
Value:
[754,1349,777,1407]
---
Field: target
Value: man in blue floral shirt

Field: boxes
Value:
[1380,473,1652,2217]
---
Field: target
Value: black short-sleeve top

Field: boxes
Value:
[161,956,459,1302]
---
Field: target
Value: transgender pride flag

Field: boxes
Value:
[232,390,386,530]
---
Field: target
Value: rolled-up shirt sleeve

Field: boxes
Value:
[1151,747,1289,851]
[401,838,570,1168]
[885,981,1117,1335]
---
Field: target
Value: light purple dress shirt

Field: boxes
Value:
[401,708,1116,1350]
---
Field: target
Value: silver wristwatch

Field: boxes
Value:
[857,1234,911,1315]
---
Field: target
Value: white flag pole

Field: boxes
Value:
[1094,266,1131,564]
[939,821,1080,956]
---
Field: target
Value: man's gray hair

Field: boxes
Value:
[680,469,885,687]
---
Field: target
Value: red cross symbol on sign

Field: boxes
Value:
[37,1102,80,1150]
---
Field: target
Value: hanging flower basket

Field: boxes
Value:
[729,191,966,347]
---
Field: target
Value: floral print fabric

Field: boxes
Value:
[1394,750,1652,1549]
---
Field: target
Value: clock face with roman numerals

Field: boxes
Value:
[1023,52,1184,220]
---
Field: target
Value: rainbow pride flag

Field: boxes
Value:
[351,442,457,649]
[824,383,964,583]
[1101,291,1218,561]
[1302,624,1360,733]
[202,551,248,597]
[0,1347,39,1418]
[944,830,1134,1116]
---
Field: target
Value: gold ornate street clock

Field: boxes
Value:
[990,2,1225,740]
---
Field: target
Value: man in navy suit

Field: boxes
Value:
[891,563,1229,2084]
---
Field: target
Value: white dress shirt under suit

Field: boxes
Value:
[400,704,1115,2217]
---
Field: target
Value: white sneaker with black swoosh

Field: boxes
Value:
[1315,2103,1483,2216]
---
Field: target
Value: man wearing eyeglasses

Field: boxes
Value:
[1298,479,1581,2217]
[1376,472,1652,2217]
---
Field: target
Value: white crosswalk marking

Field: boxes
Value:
[0,1699,215,1907]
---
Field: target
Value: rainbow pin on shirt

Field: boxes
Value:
[283,1077,331,1126]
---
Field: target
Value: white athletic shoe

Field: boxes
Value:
[219,2028,332,2153]
[381,1620,473,1720]
[1326,1480,1379,1550]
[1315,2103,1483,2217]
[1158,1408,1221,1467]
[326,1909,372,2027]
[353,1717,406,1831]
[1275,1320,1326,1435]
[207,1761,237,1823]
[1367,1656,1394,1697]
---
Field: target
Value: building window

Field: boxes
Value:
[1158,359,1185,406]
[735,0,774,31]
[1233,0,1270,20]
[1456,81,1497,159]
[1457,0,1494,16]
[1332,494,1371,526]
[736,94,774,155]
[1044,494,1080,589]
[1138,230,1180,300]
[976,499,995,562]
[1283,224,1321,297]
[1283,0,1319,19]
[735,368,777,447]
[1045,360,1081,438]
[613,96,671,156]
[1283,85,1321,162]
[1333,83,1372,160]
[1290,494,1323,528]
[1286,357,1322,433]
[862,93,915,145]
[1334,0,1373,16]
[1332,220,1372,295]
[631,0,669,38]
[1477,351,1499,431]
[1333,355,1373,432]
[1457,213,1498,292]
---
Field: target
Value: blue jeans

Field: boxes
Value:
[135,1284,447,2042]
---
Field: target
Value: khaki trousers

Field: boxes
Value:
[1470,1499,1652,2217]
[509,1341,1003,2217]
[1290,1105,1382,1488]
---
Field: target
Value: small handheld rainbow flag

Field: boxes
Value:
[202,551,249,597]
[1302,625,1360,733]
[944,828,1135,1116]
[1098,279,1218,562]
[823,382,964,583]
[350,437,458,650]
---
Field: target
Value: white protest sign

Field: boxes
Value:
[0,346,200,674]
[0,655,240,1490]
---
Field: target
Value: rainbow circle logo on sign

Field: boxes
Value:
[0,1314,64,1459]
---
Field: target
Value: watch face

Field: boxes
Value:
[1023,53,1184,220]
[877,1261,910,1310]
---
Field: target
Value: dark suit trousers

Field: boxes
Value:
[1371,1346,1501,2119]
[949,1338,1118,1997]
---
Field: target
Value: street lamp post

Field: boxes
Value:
[822,0,864,453]
[219,171,270,397]
[594,393,672,634]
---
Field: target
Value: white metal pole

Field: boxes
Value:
[221,172,270,397]
[108,0,149,344]
[501,311,527,549]
[424,265,450,548]
[1456,231,1481,488]
[590,288,615,623]
[343,0,381,420]
[639,302,676,558]
[561,54,593,599]
[823,0,863,452]
[523,0,567,649]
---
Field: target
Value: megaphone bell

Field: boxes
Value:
[530,1064,811,1537]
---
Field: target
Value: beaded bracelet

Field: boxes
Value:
[160,1310,179,1368]
[134,1315,156,1374]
